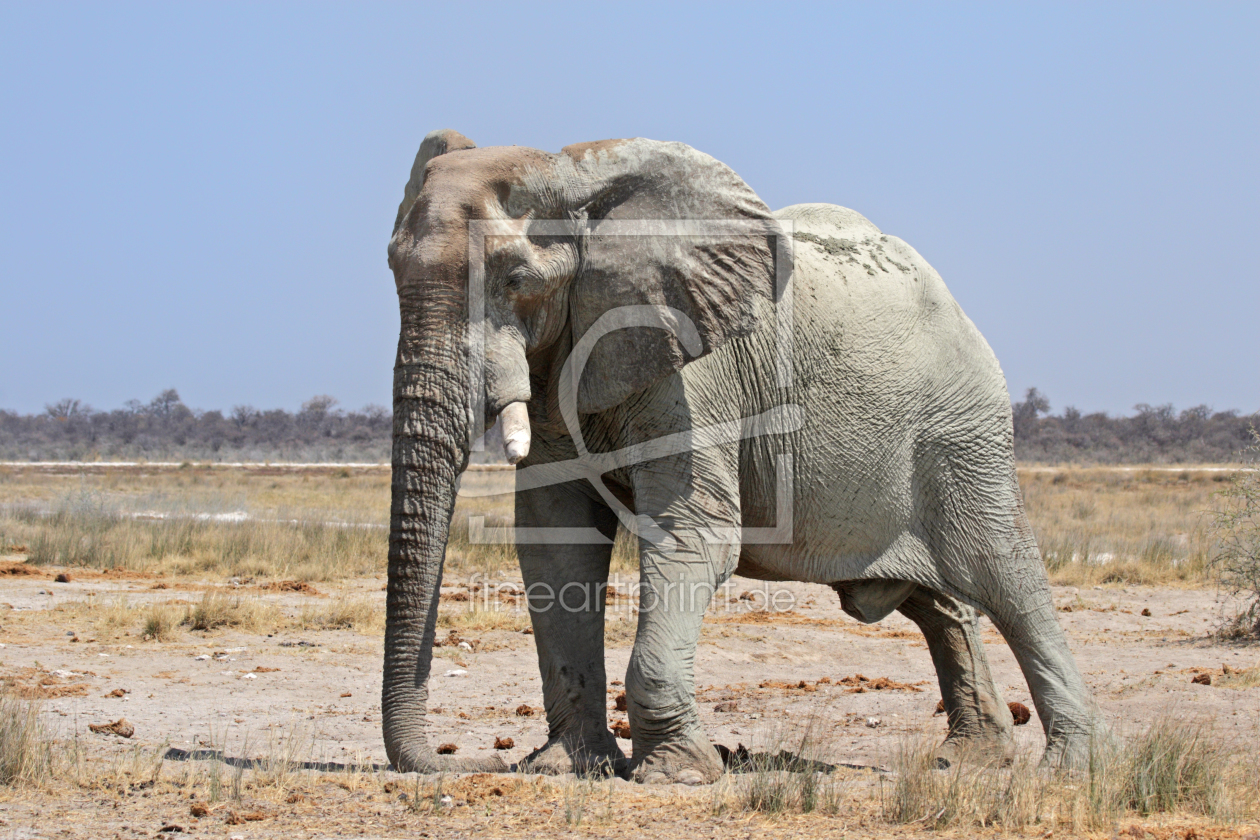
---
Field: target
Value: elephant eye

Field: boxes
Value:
[504,267,530,291]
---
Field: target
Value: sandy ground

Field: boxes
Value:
[1,559,1258,839]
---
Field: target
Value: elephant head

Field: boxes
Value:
[382,129,784,773]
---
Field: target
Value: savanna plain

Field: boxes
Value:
[1,463,1258,839]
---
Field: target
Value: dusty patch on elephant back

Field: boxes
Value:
[561,138,629,162]
[793,230,859,256]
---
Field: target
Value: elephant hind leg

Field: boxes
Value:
[926,466,1098,769]
[897,586,1014,768]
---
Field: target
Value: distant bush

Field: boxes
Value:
[1012,388,1257,464]
[1209,428,1260,638]
[0,389,394,463]
[2,385,1254,464]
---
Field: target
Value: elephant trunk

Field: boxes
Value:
[382,305,507,774]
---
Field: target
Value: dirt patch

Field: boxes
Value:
[1,666,92,698]
[263,580,322,596]
[439,773,527,804]
[837,674,926,693]
[88,717,134,738]
[0,560,45,576]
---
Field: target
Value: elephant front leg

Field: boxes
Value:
[623,460,738,785]
[625,545,728,785]
[514,480,625,776]
[897,586,1015,768]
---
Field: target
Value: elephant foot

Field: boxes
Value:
[933,729,1016,770]
[517,735,626,778]
[1039,727,1102,774]
[631,729,723,786]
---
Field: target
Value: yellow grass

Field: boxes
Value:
[1020,467,1227,586]
[0,464,1245,587]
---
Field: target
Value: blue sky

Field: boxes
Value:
[1,2,1256,417]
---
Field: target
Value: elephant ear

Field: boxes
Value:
[393,129,477,233]
[562,138,785,414]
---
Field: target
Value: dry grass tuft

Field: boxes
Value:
[298,596,382,634]
[437,604,530,634]
[183,592,282,633]
[879,715,1258,831]
[143,602,182,641]
[0,690,53,785]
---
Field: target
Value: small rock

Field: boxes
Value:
[458,641,473,651]
[340,691,352,697]
[493,736,514,750]
[54,573,72,583]
[240,673,256,680]
[1008,701,1032,726]
[89,718,135,738]
[1140,608,1151,617]
[103,688,129,698]
[865,717,881,728]
[443,669,468,678]
[1191,673,1211,686]
[436,743,458,755]
[194,654,210,661]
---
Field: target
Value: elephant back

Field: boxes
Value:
[774,203,881,240]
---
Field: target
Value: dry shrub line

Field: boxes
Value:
[1209,427,1260,638]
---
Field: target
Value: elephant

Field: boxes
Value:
[382,129,1097,784]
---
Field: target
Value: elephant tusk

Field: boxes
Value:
[499,401,531,465]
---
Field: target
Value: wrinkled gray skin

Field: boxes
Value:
[384,130,1096,783]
